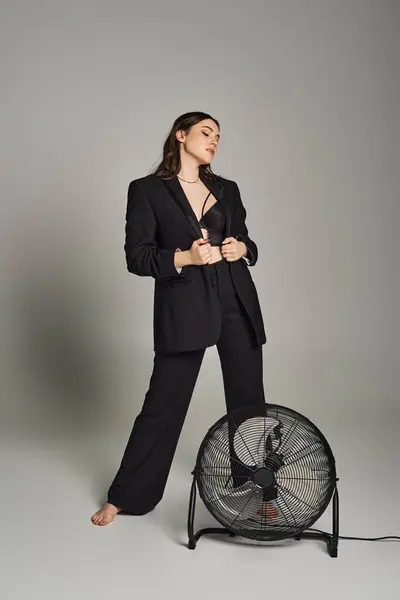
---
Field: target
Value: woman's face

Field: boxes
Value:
[177,119,220,164]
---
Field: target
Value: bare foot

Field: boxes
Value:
[91,502,122,526]
[257,502,280,519]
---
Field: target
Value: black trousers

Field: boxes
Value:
[107,258,266,514]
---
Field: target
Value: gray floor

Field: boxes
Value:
[2,422,399,600]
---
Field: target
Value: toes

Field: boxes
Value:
[91,507,119,526]
[92,513,102,525]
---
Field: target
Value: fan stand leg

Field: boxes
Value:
[187,469,197,550]
[294,479,339,557]
[328,480,339,558]
[187,467,236,550]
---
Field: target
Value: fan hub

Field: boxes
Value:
[253,467,275,489]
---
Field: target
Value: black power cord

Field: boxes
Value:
[307,528,400,542]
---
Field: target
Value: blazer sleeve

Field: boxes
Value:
[231,181,258,267]
[124,179,181,279]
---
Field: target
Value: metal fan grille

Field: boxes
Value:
[196,403,336,541]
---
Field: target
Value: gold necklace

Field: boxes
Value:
[177,175,199,184]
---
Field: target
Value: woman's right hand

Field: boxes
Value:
[189,238,212,265]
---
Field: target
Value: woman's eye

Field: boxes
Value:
[202,132,209,136]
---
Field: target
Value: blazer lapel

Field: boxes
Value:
[161,173,232,239]
[161,176,203,239]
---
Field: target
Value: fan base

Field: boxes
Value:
[188,526,338,557]
[188,468,339,558]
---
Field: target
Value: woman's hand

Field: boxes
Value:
[221,237,247,262]
[189,238,212,265]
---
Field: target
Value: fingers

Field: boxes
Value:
[200,244,212,264]
[221,237,239,261]
[221,253,236,261]
[193,237,211,264]
[196,237,209,245]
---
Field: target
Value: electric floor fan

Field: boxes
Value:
[187,403,339,557]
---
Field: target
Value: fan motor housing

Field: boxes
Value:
[253,466,275,488]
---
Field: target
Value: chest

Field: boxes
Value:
[179,182,218,223]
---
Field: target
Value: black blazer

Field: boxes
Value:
[124,171,267,353]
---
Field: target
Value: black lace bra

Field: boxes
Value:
[198,191,226,246]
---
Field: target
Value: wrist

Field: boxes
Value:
[240,241,248,258]
[184,249,194,266]
[174,249,193,268]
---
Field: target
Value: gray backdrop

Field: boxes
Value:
[1,1,399,598]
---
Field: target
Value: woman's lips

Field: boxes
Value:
[206,148,215,156]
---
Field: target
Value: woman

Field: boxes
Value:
[91,111,278,526]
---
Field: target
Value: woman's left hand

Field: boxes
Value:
[221,237,247,262]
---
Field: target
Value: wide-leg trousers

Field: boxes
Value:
[107,258,266,514]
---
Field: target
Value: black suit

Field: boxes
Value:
[107,172,267,514]
[124,172,267,353]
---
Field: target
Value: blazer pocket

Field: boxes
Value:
[166,278,194,288]
[157,264,194,287]
[157,274,193,288]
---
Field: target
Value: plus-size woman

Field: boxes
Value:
[91,111,278,526]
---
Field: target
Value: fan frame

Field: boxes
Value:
[187,402,339,557]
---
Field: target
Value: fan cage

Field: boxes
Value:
[194,403,337,542]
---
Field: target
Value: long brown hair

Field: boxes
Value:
[151,112,220,180]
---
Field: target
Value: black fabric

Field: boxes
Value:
[107,259,265,514]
